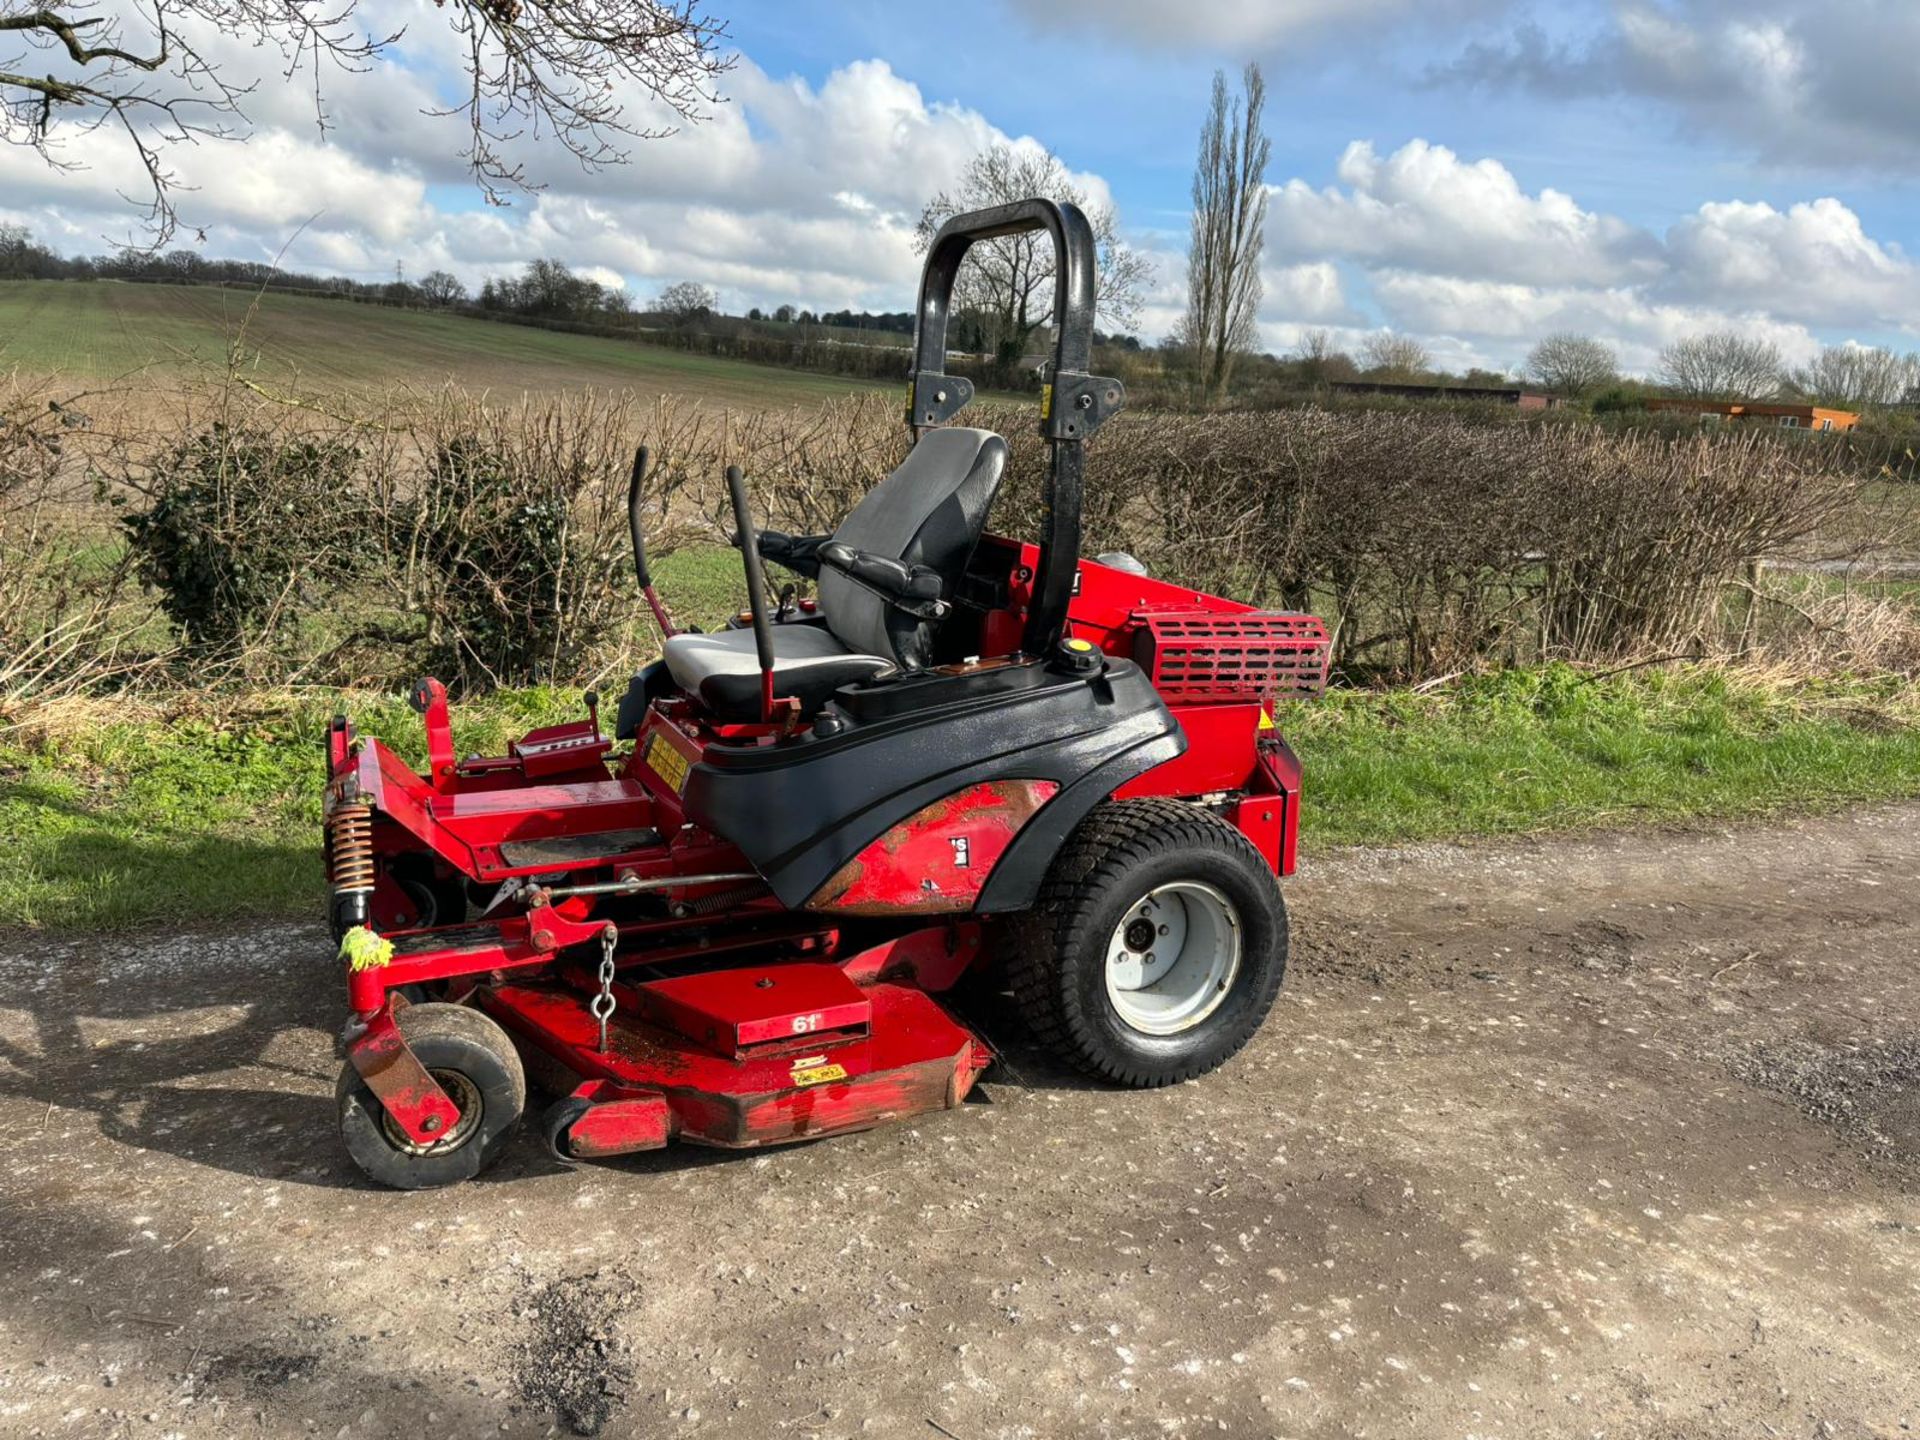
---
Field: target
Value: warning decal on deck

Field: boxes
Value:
[790,1062,848,1088]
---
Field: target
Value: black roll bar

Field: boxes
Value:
[906,198,1126,656]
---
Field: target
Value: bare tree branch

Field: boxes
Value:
[1359,332,1431,380]
[1658,331,1784,402]
[1524,332,1618,397]
[914,141,1150,366]
[1,0,732,247]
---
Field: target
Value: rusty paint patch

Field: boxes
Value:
[807,779,1059,916]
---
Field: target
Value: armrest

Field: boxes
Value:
[750,529,829,578]
[817,541,948,619]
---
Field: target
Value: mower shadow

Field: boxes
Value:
[0,909,381,1188]
[944,985,1118,1095]
[0,911,1114,1194]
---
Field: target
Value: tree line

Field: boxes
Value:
[5,214,1910,412]
[0,224,914,336]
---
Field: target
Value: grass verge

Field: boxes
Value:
[1282,664,1920,846]
[3,664,1917,931]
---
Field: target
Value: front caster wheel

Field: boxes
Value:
[1007,798,1288,1088]
[336,1003,526,1190]
[540,1096,592,1166]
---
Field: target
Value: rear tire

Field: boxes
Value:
[1006,798,1287,1088]
[337,1003,525,1190]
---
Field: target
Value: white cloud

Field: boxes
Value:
[1264,261,1356,326]
[1269,140,1663,288]
[1129,244,1357,349]
[1255,138,1920,372]
[1368,273,1822,373]
[1662,199,1920,326]
[1442,1,1920,174]
[0,125,432,251]
[0,48,1103,320]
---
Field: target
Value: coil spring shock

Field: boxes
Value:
[328,801,375,931]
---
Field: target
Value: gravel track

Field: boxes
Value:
[2,806,1917,1438]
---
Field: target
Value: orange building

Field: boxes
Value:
[1645,399,1860,432]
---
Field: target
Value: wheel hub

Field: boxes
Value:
[1105,881,1242,1035]
[380,1068,482,1156]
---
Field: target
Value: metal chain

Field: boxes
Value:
[591,923,618,1053]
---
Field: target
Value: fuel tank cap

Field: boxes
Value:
[1056,636,1105,676]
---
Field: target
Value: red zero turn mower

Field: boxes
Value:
[324,199,1330,1189]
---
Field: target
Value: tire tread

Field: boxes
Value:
[1006,798,1286,1088]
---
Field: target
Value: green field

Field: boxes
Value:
[0,280,884,407]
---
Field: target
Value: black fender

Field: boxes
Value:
[683,659,1182,911]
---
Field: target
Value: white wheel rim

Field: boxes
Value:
[1104,881,1242,1035]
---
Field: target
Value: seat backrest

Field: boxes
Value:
[819,426,1008,669]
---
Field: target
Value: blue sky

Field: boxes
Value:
[6,0,1919,376]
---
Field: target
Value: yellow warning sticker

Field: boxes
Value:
[1040,383,1053,420]
[1258,709,1276,731]
[791,1063,848,1088]
[644,732,691,793]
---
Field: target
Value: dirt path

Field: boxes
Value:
[2,807,1917,1439]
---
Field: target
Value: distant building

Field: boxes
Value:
[1645,399,1860,432]
[1328,381,1566,410]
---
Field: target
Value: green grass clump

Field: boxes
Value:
[4,663,1918,931]
[1283,663,1920,846]
[0,689,582,930]
[650,546,751,631]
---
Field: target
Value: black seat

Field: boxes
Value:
[658,622,894,720]
[662,427,1008,719]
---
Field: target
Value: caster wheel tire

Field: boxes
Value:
[337,1003,525,1190]
[1007,798,1287,1088]
[541,1096,592,1165]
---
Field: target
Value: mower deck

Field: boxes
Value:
[480,964,989,1156]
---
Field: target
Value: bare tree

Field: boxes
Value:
[654,280,716,324]
[418,270,466,307]
[1291,329,1353,386]
[1180,64,1269,401]
[2,0,732,246]
[1524,332,1617,397]
[1359,331,1431,380]
[915,142,1151,365]
[1790,344,1920,410]
[1657,331,1784,401]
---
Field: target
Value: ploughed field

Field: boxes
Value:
[0,280,882,408]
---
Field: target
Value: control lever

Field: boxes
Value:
[724,464,795,728]
[627,447,678,638]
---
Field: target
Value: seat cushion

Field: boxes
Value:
[663,623,895,721]
[818,427,1008,671]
